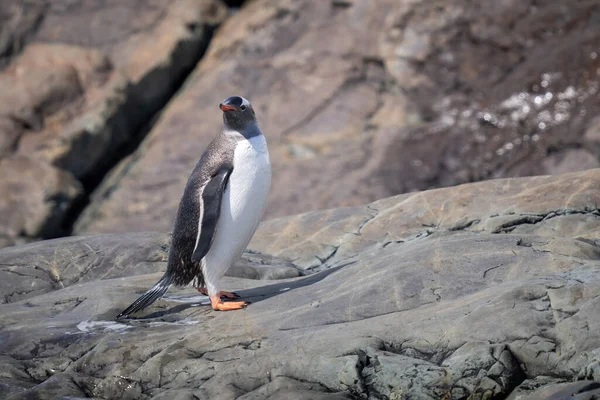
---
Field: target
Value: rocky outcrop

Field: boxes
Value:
[0,0,227,247]
[1,170,599,399]
[76,0,600,236]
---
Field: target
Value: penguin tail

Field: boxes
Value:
[116,274,173,320]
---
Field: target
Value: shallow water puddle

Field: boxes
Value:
[72,294,209,334]
[77,320,133,333]
[75,317,200,333]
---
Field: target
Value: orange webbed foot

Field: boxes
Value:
[210,295,249,311]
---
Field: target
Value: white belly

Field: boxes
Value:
[204,135,271,284]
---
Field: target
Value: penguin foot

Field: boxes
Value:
[210,295,249,311]
[197,287,240,299]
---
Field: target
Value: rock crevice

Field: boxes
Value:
[0,0,229,248]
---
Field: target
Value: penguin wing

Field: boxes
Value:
[191,167,232,262]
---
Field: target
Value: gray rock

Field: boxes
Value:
[2,171,600,399]
[238,376,351,400]
[228,252,303,280]
[507,380,600,400]
[0,232,299,304]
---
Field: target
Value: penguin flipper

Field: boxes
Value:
[191,167,232,262]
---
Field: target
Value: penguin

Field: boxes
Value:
[117,96,271,318]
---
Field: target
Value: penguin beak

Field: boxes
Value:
[219,103,237,112]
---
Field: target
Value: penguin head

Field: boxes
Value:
[219,96,257,133]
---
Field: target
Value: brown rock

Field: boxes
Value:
[543,149,600,175]
[0,117,22,158]
[0,0,46,70]
[585,117,600,142]
[75,0,421,234]
[0,0,227,245]
[77,0,600,236]
[0,155,81,243]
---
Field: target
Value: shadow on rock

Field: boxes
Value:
[118,262,353,322]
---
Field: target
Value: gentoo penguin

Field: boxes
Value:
[117,96,271,318]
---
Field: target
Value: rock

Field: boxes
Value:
[252,168,600,271]
[76,0,600,236]
[584,117,600,142]
[0,232,298,304]
[0,155,82,246]
[0,0,46,70]
[0,0,227,246]
[238,376,351,400]
[543,149,600,175]
[228,252,303,280]
[1,170,600,398]
[0,232,168,304]
[507,380,600,400]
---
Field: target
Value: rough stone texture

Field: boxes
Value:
[0,232,300,305]
[0,0,227,246]
[0,156,82,247]
[2,170,600,399]
[507,380,600,400]
[252,168,600,272]
[76,0,600,236]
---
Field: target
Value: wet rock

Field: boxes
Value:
[0,0,227,246]
[77,0,600,237]
[1,170,600,398]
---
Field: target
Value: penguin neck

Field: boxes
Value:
[223,120,262,140]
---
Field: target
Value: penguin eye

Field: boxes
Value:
[240,105,247,111]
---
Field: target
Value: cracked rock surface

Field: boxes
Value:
[0,0,227,247]
[2,170,600,399]
[76,0,600,236]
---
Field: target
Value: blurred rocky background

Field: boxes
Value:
[1,0,599,247]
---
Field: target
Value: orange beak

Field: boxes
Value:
[219,103,237,112]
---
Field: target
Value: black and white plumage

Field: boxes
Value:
[117,96,271,318]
